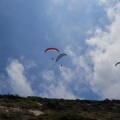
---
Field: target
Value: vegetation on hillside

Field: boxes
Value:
[0,94,119,120]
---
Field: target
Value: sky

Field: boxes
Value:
[0,0,120,100]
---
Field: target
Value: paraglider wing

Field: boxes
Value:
[115,62,120,66]
[56,53,67,62]
[45,48,59,52]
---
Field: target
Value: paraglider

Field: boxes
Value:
[45,47,59,60]
[45,47,59,53]
[44,47,67,66]
[115,62,120,66]
[56,53,67,66]
[56,53,67,62]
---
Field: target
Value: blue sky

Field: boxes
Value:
[0,0,120,100]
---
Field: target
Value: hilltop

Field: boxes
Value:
[0,94,119,120]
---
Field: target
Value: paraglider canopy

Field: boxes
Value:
[45,47,59,61]
[115,62,120,66]
[45,47,59,52]
[56,53,67,62]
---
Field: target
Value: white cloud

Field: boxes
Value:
[20,56,37,69]
[24,60,37,69]
[46,45,92,99]
[6,59,34,96]
[41,82,76,99]
[99,0,119,5]
[40,67,77,99]
[59,66,75,82]
[58,1,120,99]
[39,0,120,100]
[41,70,55,81]
[65,46,92,80]
[99,0,107,4]
[86,1,120,99]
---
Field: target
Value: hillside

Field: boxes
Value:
[0,95,119,120]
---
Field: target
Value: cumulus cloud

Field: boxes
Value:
[86,1,120,99]
[44,45,92,99]
[6,59,34,96]
[64,46,92,81]
[41,82,76,99]
[24,60,37,69]
[59,66,75,82]
[56,0,120,99]
[41,70,55,81]
[20,56,37,69]
[41,0,120,100]
[40,68,77,99]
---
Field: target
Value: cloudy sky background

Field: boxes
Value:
[0,0,120,100]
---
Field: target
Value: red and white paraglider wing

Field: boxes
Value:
[45,48,59,52]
